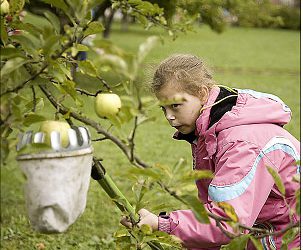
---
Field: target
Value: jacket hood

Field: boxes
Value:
[197,87,292,137]
[193,86,292,156]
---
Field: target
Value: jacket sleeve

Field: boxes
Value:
[158,140,277,249]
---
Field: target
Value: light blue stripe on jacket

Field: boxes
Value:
[208,137,300,202]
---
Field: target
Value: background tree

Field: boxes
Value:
[0,0,300,249]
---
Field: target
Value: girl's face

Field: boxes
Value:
[156,84,205,134]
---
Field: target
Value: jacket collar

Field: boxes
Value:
[195,86,221,138]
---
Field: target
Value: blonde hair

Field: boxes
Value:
[151,54,215,96]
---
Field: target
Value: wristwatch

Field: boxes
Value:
[158,212,171,233]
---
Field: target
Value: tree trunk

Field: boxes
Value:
[103,8,115,38]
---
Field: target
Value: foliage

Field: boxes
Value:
[178,0,228,33]
[0,0,300,249]
[271,5,301,30]
[226,0,300,30]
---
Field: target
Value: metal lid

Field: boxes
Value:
[16,126,92,156]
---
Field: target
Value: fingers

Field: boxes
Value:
[137,209,158,231]
[138,208,149,216]
[120,209,158,231]
[120,216,132,228]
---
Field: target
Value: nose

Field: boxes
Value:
[165,111,175,121]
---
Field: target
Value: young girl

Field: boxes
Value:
[121,54,300,249]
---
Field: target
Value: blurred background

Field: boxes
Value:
[1,0,300,249]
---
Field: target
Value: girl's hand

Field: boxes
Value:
[120,208,158,231]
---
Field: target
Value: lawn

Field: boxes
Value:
[1,23,300,249]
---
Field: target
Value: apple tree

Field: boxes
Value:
[0,0,300,249]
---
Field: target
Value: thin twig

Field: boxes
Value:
[76,88,103,96]
[31,86,36,112]
[254,221,300,239]
[92,137,108,142]
[215,221,236,239]
[1,63,48,96]
[128,86,143,163]
[128,116,138,162]
[97,76,111,91]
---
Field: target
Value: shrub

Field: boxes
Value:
[227,0,300,30]
[272,5,301,30]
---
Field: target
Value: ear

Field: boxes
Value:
[198,86,210,104]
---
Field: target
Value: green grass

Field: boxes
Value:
[1,23,300,249]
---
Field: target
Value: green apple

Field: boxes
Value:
[39,120,71,147]
[95,93,122,118]
[1,0,9,14]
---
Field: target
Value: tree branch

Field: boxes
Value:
[76,88,103,97]
[31,86,36,112]
[0,17,93,97]
[38,84,150,169]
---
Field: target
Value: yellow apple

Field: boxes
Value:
[95,93,121,118]
[1,0,9,14]
[39,120,71,148]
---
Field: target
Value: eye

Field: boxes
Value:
[171,104,180,109]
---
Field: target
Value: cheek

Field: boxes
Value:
[189,104,202,118]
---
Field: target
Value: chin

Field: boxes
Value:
[178,128,193,134]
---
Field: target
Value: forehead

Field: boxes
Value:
[155,82,185,100]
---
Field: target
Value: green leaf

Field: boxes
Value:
[0,48,26,60]
[0,58,27,78]
[292,173,300,183]
[132,181,147,205]
[97,54,129,75]
[114,228,129,238]
[181,170,214,182]
[248,235,263,250]
[281,227,299,250]
[30,76,50,87]
[78,60,98,77]
[172,158,186,175]
[0,16,8,45]
[295,188,300,215]
[127,168,162,181]
[140,224,153,235]
[221,235,250,249]
[217,202,239,222]
[84,21,104,37]
[0,137,9,164]
[136,114,157,126]
[10,33,40,55]
[181,194,210,223]
[25,97,44,112]
[56,62,72,80]
[41,0,69,15]
[23,113,47,127]
[266,166,285,196]
[137,36,159,64]
[152,231,183,248]
[43,34,61,57]
[22,11,53,34]
[10,0,25,13]
[43,10,61,34]
[75,43,89,51]
[59,80,83,106]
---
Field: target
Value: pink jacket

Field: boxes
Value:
[158,86,300,249]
